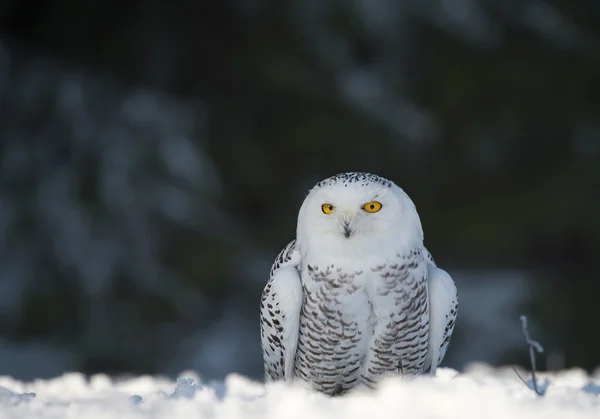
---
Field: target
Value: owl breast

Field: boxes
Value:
[293,260,373,395]
[292,251,429,396]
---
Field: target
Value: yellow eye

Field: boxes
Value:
[321,203,335,214]
[363,201,382,213]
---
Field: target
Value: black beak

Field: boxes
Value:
[342,222,352,238]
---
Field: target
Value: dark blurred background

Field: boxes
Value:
[0,0,598,382]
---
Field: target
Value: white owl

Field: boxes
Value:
[260,172,458,395]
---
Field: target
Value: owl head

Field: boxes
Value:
[296,172,424,257]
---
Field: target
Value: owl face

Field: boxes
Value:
[296,173,423,255]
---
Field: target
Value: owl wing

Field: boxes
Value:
[260,239,303,382]
[422,249,458,375]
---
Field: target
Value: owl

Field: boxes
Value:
[260,172,458,396]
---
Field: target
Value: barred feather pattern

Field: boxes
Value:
[293,248,429,395]
[360,249,430,385]
[293,263,366,395]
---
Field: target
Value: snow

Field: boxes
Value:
[0,365,598,418]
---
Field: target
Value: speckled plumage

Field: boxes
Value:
[260,172,458,396]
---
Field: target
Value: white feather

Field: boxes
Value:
[275,267,303,380]
[424,264,458,375]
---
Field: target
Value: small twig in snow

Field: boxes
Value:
[518,315,545,396]
[511,366,529,387]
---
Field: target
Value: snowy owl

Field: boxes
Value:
[260,172,458,396]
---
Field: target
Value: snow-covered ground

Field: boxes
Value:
[0,365,598,418]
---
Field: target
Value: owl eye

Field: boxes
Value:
[363,201,382,213]
[321,203,335,214]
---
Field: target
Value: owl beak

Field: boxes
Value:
[342,221,352,238]
[339,213,355,238]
